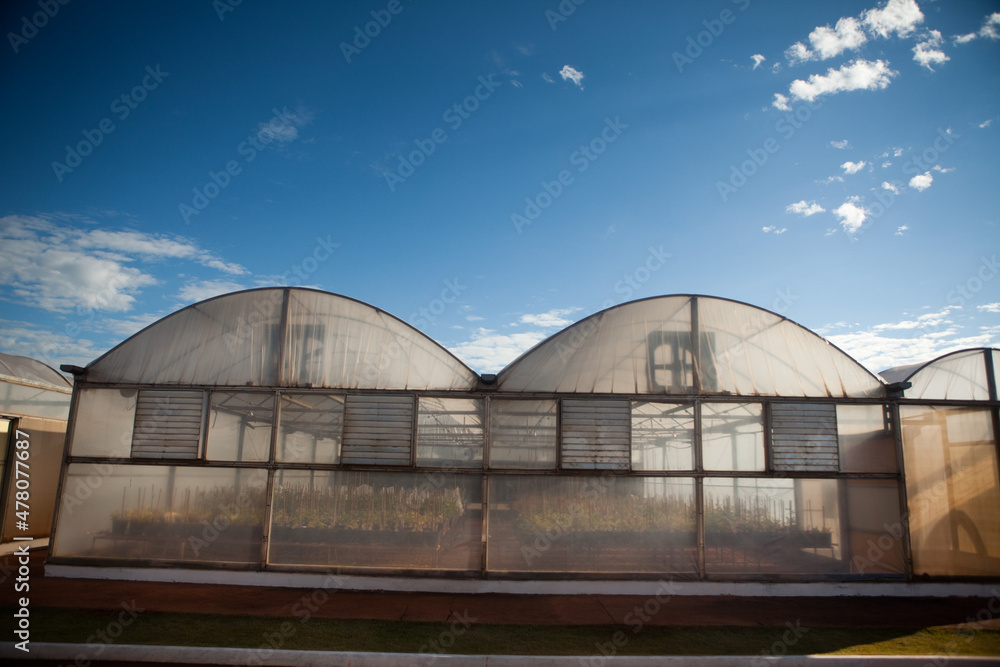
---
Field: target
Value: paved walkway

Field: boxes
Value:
[3,547,997,629]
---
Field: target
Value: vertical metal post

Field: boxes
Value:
[892,402,914,579]
[690,296,701,394]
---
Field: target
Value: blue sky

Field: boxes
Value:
[1,0,998,376]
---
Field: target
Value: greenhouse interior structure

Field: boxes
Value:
[44,288,1000,592]
[0,352,72,549]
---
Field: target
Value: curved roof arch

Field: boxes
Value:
[496,295,885,398]
[85,287,479,391]
[880,347,999,401]
[0,352,71,390]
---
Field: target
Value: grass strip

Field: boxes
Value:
[15,607,1000,657]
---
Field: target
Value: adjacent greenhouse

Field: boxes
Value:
[0,353,72,546]
[45,289,1000,588]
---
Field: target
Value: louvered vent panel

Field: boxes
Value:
[131,390,203,459]
[561,399,630,470]
[771,403,838,471]
[342,394,414,465]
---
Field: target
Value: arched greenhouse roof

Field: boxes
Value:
[496,295,886,398]
[880,348,999,401]
[84,288,479,391]
[0,352,71,390]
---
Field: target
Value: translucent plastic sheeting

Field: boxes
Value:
[85,289,479,391]
[0,381,71,420]
[903,349,992,401]
[487,475,698,574]
[268,469,482,571]
[1,418,65,541]
[69,388,136,458]
[51,464,268,565]
[837,404,897,473]
[0,352,71,389]
[496,296,884,397]
[488,399,557,469]
[701,403,765,471]
[631,402,695,471]
[283,290,478,391]
[277,394,344,464]
[416,397,483,468]
[704,477,904,577]
[900,405,1000,576]
[206,392,274,462]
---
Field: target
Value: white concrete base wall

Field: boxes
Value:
[44,564,1000,597]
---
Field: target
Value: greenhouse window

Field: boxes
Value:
[130,389,204,459]
[416,397,484,468]
[561,399,630,470]
[770,403,838,472]
[342,394,414,465]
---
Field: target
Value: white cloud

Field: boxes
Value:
[175,279,247,304]
[881,181,901,195]
[830,139,851,149]
[559,65,585,89]
[784,42,813,65]
[785,59,897,104]
[908,171,933,191]
[772,93,791,111]
[751,54,766,70]
[954,13,1000,43]
[0,319,104,369]
[912,30,949,71]
[771,62,782,74]
[786,200,825,216]
[862,0,923,39]
[519,308,580,328]
[447,328,550,373]
[978,303,1000,313]
[827,306,1000,372]
[0,214,247,313]
[895,225,909,236]
[541,72,554,83]
[819,175,844,184]
[255,107,313,146]
[841,160,868,175]
[980,119,994,129]
[833,198,869,234]
[808,16,868,60]
[465,315,485,322]
[762,226,787,235]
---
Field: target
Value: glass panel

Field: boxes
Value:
[487,475,697,574]
[416,397,483,468]
[0,381,71,420]
[837,404,897,473]
[844,479,905,575]
[631,402,694,471]
[51,464,267,564]
[70,388,136,458]
[277,393,344,464]
[702,403,764,471]
[901,405,1000,576]
[268,470,482,571]
[704,478,842,576]
[489,399,557,469]
[206,392,274,462]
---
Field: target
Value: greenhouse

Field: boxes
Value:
[45,289,1000,589]
[0,353,72,548]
